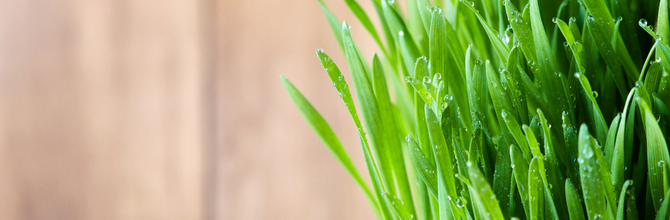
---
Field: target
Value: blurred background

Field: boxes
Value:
[0,0,382,219]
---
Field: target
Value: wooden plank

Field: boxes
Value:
[0,0,206,219]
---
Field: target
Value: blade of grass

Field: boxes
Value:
[280,75,380,217]
[565,178,586,220]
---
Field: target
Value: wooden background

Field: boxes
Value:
[0,0,382,219]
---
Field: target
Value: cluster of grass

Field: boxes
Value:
[280,0,670,219]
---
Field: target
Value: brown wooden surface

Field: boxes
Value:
[0,0,205,219]
[0,0,382,219]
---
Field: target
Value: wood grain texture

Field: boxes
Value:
[0,0,205,219]
[0,0,386,218]
[216,0,380,219]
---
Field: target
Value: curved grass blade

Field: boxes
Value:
[502,109,532,162]
[574,72,608,143]
[616,180,632,220]
[426,106,458,199]
[638,96,670,212]
[604,113,622,166]
[461,0,510,61]
[280,75,379,216]
[581,0,639,78]
[611,88,637,198]
[555,18,585,73]
[343,21,397,208]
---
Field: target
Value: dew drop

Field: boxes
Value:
[592,91,598,98]
[552,17,557,23]
[587,16,595,23]
[423,76,431,83]
[456,198,465,207]
[474,58,483,66]
[639,18,648,27]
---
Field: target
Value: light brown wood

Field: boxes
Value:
[0,0,386,218]
[0,0,205,219]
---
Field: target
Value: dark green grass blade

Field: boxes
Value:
[638,94,670,212]
[529,0,570,132]
[574,72,608,143]
[578,124,613,220]
[581,0,640,79]
[611,88,637,199]
[511,144,531,218]
[616,180,632,220]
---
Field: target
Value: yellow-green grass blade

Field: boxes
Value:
[407,135,438,196]
[501,109,532,162]
[429,8,472,133]
[280,75,380,217]
[566,178,586,220]
[342,21,396,206]
[528,157,544,220]
[505,0,537,70]
[466,46,489,128]
[461,0,510,61]
[372,54,417,217]
[468,161,505,220]
[342,0,385,53]
[555,18,585,73]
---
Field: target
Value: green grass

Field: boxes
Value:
[281,0,670,219]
